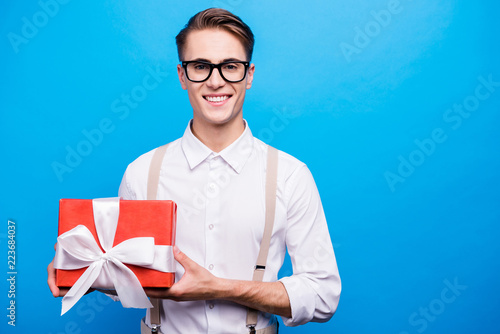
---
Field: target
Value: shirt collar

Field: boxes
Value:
[181,120,254,173]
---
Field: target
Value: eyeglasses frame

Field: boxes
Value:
[181,60,250,83]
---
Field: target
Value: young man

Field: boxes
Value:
[48,8,340,333]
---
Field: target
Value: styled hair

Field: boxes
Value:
[176,8,255,61]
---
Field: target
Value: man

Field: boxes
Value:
[48,8,341,333]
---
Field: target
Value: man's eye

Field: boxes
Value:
[194,64,208,70]
[223,63,239,71]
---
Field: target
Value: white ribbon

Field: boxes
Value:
[54,197,174,315]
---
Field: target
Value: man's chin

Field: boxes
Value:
[196,110,242,127]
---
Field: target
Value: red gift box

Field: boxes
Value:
[56,198,176,288]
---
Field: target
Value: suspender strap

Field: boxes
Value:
[246,146,279,332]
[149,298,162,332]
[147,144,169,333]
[147,144,168,201]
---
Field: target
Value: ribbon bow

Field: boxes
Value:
[54,198,174,315]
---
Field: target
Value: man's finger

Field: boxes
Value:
[47,261,60,297]
[48,259,69,297]
[173,246,194,269]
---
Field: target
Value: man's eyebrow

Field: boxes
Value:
[189,58,211,62]
[222,58,246,62]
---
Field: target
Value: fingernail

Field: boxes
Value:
[173,245,180,254]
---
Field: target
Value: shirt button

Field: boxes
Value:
[209,303,214,309]
[208,224,214,230]
[208,264,214,270]
[209,183,216,190]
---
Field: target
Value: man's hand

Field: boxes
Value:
[145,246,223,301]
[48,242,68,297]
[47,259,69,297]
[145,246,292,318]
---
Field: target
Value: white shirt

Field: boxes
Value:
[118,121,341,333]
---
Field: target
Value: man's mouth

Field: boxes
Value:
[203,95,232,104]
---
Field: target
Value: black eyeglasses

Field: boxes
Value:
[181,60,250,83]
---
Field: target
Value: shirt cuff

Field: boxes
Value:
[279,276,316,326]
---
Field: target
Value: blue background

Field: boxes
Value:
[1,0,499,333]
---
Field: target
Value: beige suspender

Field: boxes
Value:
[145,144,278,334]
[147,144,168,201]
[246,146,278,333]
[147,144,169,333]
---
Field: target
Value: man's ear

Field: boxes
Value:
[245,63,255,89]
[177,64,188,90]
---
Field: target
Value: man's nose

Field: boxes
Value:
[205,67,226,89]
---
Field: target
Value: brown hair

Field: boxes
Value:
[176,8,255,61]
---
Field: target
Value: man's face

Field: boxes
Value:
[177,29,255,128]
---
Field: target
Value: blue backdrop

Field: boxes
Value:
[1,1,499,333]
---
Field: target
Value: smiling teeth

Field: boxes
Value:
[206,96,229,102]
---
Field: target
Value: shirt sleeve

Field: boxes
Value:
[278,165,341,326]
[118,167,136,200]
